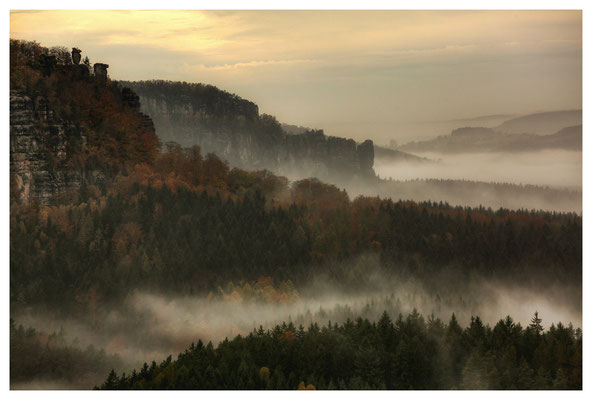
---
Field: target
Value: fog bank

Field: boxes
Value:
[13,265,581,387]
[375,150,581,189]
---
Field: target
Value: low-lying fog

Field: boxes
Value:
[13,258,581,390]
[375,150,582,189]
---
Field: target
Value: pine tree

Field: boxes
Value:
[529,311,544,334]
[102,369,118,389]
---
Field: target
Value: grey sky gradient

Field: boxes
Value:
[10,10,582,144]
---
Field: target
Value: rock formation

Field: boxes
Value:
[10,85,154,204]
[121,81,376,182]
[121,87,156,133]
[357,140,375,176]
[93,63,109,80]
[71,48,81,65]
[10,90,88,203]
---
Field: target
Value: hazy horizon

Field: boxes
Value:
[10,10,582,144]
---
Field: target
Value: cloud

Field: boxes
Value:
[9,10,582,141]
[184,58,320,72]
[10,10,581,62]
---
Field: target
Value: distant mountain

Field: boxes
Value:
[398,125,581,154]
[540,125,583,150]
[496,125,582,152]
[399,127,500,153]
[445,113,516,123]
[495,110,582,135]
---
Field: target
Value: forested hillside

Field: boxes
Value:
[98,310,581,390]
[370,178,582,214]
[11,142,582,315]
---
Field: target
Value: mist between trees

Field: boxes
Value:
[11,254,581,389]
[371,150,581,214]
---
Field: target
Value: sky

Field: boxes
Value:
[10,10,582,144]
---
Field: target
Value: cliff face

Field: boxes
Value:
[10,40,164,205]
[124,81,375,182]
[10,90,88,204]
[10,85,155,205]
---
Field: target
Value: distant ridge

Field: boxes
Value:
[495,110,582,135]
[373,145,434,163]
[398,117,582,154]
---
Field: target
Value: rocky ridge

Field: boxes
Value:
[124,81,376,182]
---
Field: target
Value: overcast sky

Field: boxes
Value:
[10,10,582,144]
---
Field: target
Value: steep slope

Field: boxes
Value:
[120,80,376,182]
[10,90,88,203]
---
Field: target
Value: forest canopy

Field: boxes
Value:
[11,143,582,314]
[98,310,582,390]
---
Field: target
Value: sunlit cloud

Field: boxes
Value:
[186,58,320,72]
[9,10,581,143]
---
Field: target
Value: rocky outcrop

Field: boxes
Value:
[93,63,109,80]
[10,90,88,204]
[357,140,375,174]
[10,85,159,204]
[10,84,159,204]
[71,48,81,65]
[123,81,376,182]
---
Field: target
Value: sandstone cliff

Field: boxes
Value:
[10,40,162,205]
[10,90,88,203]
[10,85,157,204]
[121,80,376,182]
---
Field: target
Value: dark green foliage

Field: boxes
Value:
[10,158,581,313]
[98,311,582,390]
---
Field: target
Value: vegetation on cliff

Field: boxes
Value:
[10,39,161,180]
